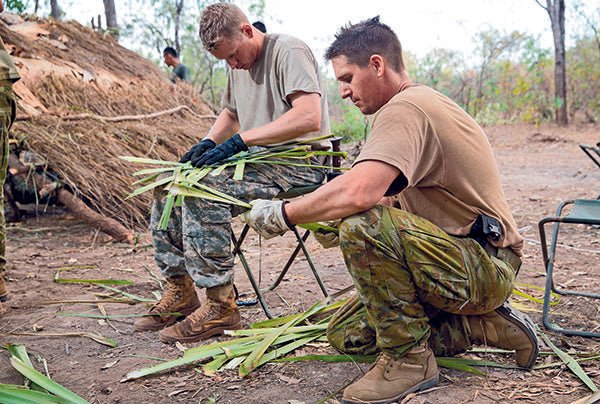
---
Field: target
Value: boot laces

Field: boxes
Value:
[152,282,182,313]
[187,300,220,324]
[373,353,393,370]
[377,349,425,371]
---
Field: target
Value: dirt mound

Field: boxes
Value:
[0,13,215,231]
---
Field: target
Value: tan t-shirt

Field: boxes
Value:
[222,34,330,150]
[355,85,523,255]
[0,37,20,82]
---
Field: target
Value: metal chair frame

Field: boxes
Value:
[232,138,342,318]
[538,199,600,337]
[580,142,600,199]
[579,142,600,170]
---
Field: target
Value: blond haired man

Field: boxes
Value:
[135,3,330,344]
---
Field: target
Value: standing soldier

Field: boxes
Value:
[0,0,21,315]
[163,47,191,83]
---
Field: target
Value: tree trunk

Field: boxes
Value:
[50,0,61,19]
[34,0,40,14]
[539,0,568,125]
[174,0,184,56]
[103,0,119,39]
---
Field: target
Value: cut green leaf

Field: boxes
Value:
[538,330,598,392]
[6,332,118,348]
[10,358,89,404]
[0,385,69,404]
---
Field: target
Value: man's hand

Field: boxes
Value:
[313,220,341,249]
[180,138,216,163]
[192,133,248,167]
[240,199,293,239]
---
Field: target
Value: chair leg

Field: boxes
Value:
[539,217,600,338]
[291,227,329,298]
[269,229,329,297]
[232,226,273,319]
[269,229,311,291]
[232,226,330,318]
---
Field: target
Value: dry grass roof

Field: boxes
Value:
[0,14,215,230]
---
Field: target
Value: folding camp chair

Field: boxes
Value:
[232,138,343,318]
[538,199,600,337]
[537,140,600,337]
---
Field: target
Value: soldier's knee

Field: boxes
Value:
[326,322,346,352]
[339,205,385,239]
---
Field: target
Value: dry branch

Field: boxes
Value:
[50,105,216,122]
[8,154,134,244]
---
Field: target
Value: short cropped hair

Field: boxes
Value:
[325,16,404,72]
[200,3,248,51]
[163,47,178,58]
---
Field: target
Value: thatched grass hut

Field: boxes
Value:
[0,13,215,234]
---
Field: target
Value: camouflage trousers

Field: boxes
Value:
[151,158,325,288]
[327,205,517,357]
[0,81,16,276]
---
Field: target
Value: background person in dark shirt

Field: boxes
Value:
[163,46,191,83]
[252,21,266,33]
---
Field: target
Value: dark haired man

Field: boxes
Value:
[163,46,191,83]
[242,16,537,404]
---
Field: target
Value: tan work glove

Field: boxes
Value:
[240,199,292,239]
[312,220,341,249]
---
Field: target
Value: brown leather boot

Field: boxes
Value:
[158,283,242,344]
[0,273,9,302]
[342,344,439,404]
[465,301,539,369]
[133,275,201,332]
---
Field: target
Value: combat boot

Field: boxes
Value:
[134,275,201,332]
[0,273,8,302]
[465,301,538,369]
[342,344,439,404]
[159,283,242,344]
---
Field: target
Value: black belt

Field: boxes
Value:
[483,243,522,274]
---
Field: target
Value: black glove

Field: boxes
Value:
[191,133,248,167]
[179,138,216,163]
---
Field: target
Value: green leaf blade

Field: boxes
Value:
[9,358,89,404]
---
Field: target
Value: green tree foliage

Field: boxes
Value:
[119,0,263,111]
[568,37,600,122]
[407,27,600,126]
[325,2,599,131]
[409,48,469,104]
[324,76,369,142]
[5,1,598,130]
[567,1,600,122]
[470,29,526,120]
[5,0,29,13]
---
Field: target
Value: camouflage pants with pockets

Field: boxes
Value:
[327,205,517,357]
[0,81,16,277]
[151,158,325,288]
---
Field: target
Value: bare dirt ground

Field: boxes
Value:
[0,123,599,404]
